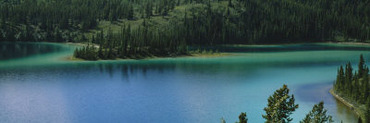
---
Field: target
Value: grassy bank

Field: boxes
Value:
[330,89,367,121]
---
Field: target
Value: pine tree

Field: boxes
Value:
[300,101,333,123]
[262,84,299,123]
[344,62,353,95]
[335,66,344,92]
[358,54,365,78]
[238,112,247,123]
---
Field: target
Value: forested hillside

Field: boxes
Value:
[333,55,370,122]
[0,0,369,46]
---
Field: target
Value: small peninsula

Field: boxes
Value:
[332,55,370,122]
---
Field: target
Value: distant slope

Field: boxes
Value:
[0,0,369,44]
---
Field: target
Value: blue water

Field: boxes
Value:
[0,42,369,123]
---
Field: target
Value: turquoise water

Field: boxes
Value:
[0,42,369,122]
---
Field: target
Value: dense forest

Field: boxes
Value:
[73,24,187,60]
[333,55,370,122]
[1,0,369,43]
[1,0,369,59]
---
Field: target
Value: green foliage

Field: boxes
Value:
[1,0,369,44]
[358,54,367,78]
[181,0,370,44]
[74,22,188,60]
[228,85,340,122]
[333,55,369,104]
[300,101,333,123]
[262,84,299,123]
[74,45,98,60]
[238,112,247,123]
[0,0,180,42]
[2,0,370,58]
[333,55,369,122]
[366,100,370,122]
[334,66,345,92]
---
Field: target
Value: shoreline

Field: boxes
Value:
[223,41,370,47]
[65,42,100,48]
[324,41,370,46]
[329,89,365,120]
[63,52,235,61]
[63,42,235,61]
[64,41,370,47]
[63,41,369,61]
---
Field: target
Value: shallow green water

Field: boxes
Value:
[0,42,369,122]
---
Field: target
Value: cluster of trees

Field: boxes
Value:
[0,0,179,42]
[2,0,369,44]
[74,23,187,60]
[333,55,370,122]
[301,102,334,123]
[334,55,369,104]
[224,85,334,123]
[1,0,369,58]
[74,45,98,60]
[181,0,369,45]
[262,84,300,123]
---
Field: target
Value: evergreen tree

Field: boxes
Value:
[358,54,365,78]
[262,84,299,123]
[333,55,369,121]
[238,112,247,123]
[335,66,344,92]
[300,101,333,123]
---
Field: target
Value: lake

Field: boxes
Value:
[0,42,369,123]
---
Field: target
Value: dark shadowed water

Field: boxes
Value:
[0,42,369,123]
